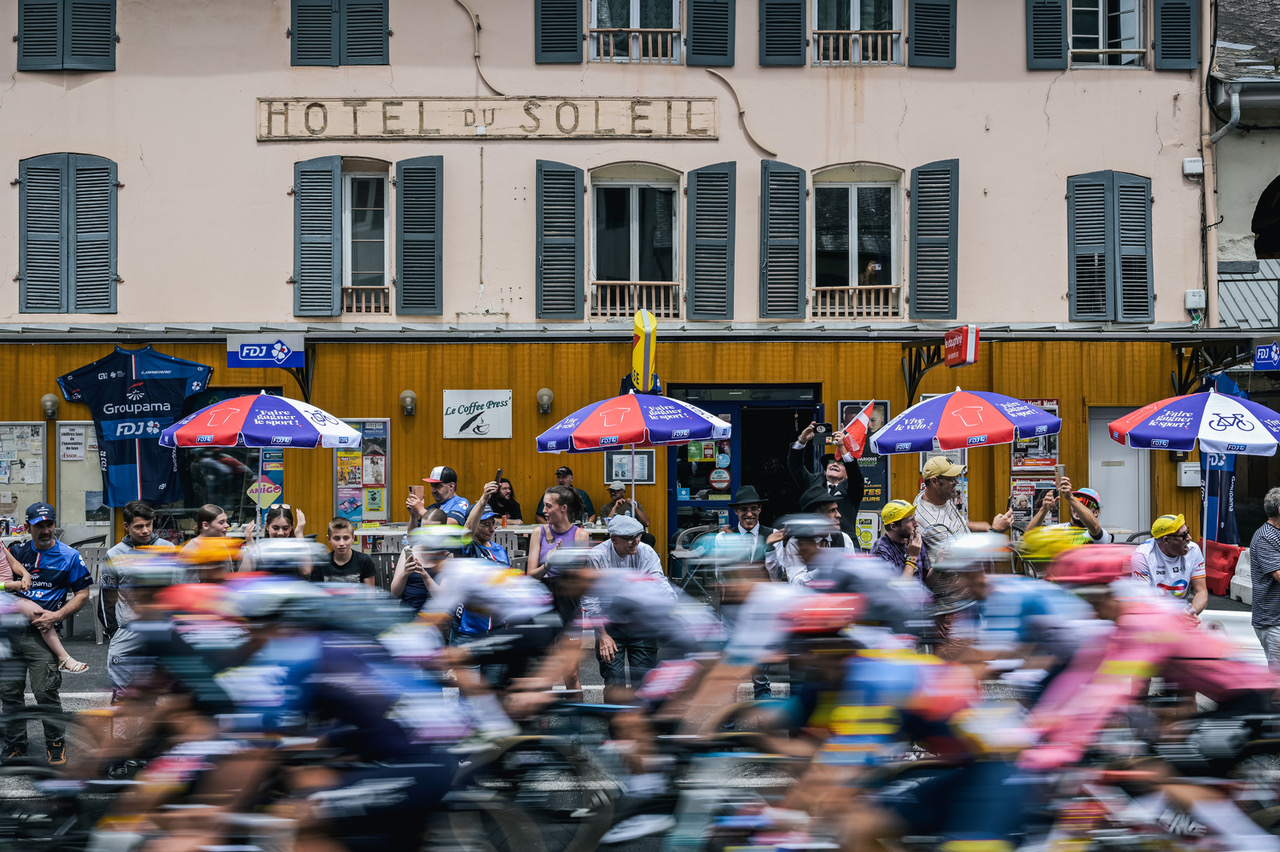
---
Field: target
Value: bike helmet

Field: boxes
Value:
[407,524,472,552]
[934,532,1011,573]
[178,536,242,569]
[1045,544,1135,587]
[312,583,412,635]
[223,576,329,622]
[784,593,864,634]
[115,546,187,588]
[1019,525,1089,566]
[245,538,330,577]
[776,513,840,541]
[542,546,594,580]
[155,582,231,616]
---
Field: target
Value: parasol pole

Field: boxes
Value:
[631,443,637,506]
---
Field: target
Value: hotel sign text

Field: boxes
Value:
[257,97,718,141]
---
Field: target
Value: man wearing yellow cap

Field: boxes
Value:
[870,500,930,581]
[1130,514,1207,615]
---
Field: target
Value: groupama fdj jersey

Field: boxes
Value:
[58,346,212,506]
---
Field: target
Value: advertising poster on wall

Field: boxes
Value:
[335,419,391,524]
[1012,399,1060,470]
[839,400,891,511]
[1010,477,1058,530]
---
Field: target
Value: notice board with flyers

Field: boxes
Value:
[334,419,389,525]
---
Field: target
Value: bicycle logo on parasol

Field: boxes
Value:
[1207,413,1254,432]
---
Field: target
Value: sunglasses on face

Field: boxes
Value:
[1165,530,1191,541]
[613,533,642,542]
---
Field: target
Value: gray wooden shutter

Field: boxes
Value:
[17,0,64,71]
[907,0,956,68]
[909,159,958,320]
[534,0,582,64]
[63,0,115,71]
[687,0,735,66]
[340,0,388,65]
[292,0,339,66]
[686,162,736,320]
[1153,0,1198,70]
[1067,171,1111,321]
[1115,173,1153,322]
[1026,0,1067,70]
[294,156,342,317]
[535,160,584,319]
[18,153,68,313]
[69,154,116,313]
[396,156,443,316]
[759,160,806,318]
[759,0,805,66]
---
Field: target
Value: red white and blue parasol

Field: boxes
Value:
[1108,390,1280,456]
[870,389,1061,454]
[159,394,361,449]
[536,393,729,453]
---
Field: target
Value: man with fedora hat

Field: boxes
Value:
[722,485,777,567]
[770,482,856,584]
[787,420,864,539]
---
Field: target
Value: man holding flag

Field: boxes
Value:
[786,401,878,539]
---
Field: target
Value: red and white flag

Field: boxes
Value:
[841,400,877,460]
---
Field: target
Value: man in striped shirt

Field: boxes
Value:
[1251,488,1280,671]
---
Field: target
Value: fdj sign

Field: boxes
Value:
[226,334,306,369]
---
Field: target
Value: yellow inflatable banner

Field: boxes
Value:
[631,310,657,393]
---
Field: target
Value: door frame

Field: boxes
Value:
[1088,406,1150,537]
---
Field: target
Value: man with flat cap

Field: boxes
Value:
[788,421,864,539]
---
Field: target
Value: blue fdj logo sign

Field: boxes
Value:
[103,419,163,440]
[227,336,305,369]
[1151,439,1169,448]
[600,436,619,445]
[967,435,988,446]
[271,436,292,445]
[1226,443,1247,452]
[1255,341,1280,371]
[895,442,912,452]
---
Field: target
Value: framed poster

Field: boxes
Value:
[839,399,891,511]
[1011,398,1060,470]
[335,419,391,525]
[604,449,656,485]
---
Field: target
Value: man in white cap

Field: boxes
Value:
[584,515,674,697]
[914,456,1012,561]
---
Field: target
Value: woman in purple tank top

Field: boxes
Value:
[527,485,588,580]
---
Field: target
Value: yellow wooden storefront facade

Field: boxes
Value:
[8,338,1199,555]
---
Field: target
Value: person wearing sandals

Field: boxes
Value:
[1,503,94,766]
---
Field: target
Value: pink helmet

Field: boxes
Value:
[1045,544,1134,586]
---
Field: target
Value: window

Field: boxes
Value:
[18,153,117,314]
[590,0,682,63]
[812,164,902,319]
[293,156,442,317]
[1070,0,1142,67]
[590,166,681,318]
[1067,170,1153,322]
[17,0,115,72]
[291,0,388,67]
[343,174,388,289]
[813,0,901,65]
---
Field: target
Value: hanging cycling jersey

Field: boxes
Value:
[58,346,213,506]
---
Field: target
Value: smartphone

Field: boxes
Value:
[1054,464,1065,489]
[814,423,834,437]
[409,485,424,500]
[873,262,882,271]
[494,468,503,485]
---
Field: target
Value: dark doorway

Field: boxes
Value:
[738,406,811,529]
[1253,175,1280,260]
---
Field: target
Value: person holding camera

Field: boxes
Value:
[787,420,864,539]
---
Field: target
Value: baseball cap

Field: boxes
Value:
[881,500,916,525]
[424,466,457,484]
[556,466,573,476]
[1151,514,1186,539]
[1072,487,1102,509]
[477,509,499,522]
[25,502,55,525]
[921,456,966,480]
[608,480,626,491]
[608,515,644,537]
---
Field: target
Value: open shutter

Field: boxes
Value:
[909,159,958,320]
[69,154,116,313]
[534,0,582,63]
[1115,173,1153,322]
[294,156,342,317]
[17,0,63,71]
[1026,0,1067,70]
[1067,172,1111,321]
[292,0,339,66]
[759,160,806,318]
[686,162,736,320]
[759,0,805,66]
[1153,0,1198,70]
[18,154,68,313]
[687,0,735,66]
[907,0,955,68]
[63,0,115,71]
[340,0,388,65]
[396,156,443,316]
[536,160,584,319]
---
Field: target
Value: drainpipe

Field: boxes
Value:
[1202,84,1238,329]
[1209,86,1241,144]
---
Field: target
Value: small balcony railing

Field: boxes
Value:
[342,286,391,314]
[814,30,901,66]
[590,28,681,63]
[590,281,682,319]
[811,285,902,320]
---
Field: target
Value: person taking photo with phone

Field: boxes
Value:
[787,420,864,539]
